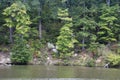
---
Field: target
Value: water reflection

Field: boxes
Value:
[0,65,119,80]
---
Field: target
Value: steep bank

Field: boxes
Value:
[0,51,106,67]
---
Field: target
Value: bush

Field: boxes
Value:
[97,44,112,56]
[106,53,120,67]
[76,54,95,67]
[86,58,95,67]
[56,23,77,59]
[56,8,77,59]
[11,37,32,64]
[29,39,45,51]
[0,35,9,44]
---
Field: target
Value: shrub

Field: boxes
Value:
[97,44,112,56]
[29,39,45,51]
[11,37,32,64]
[56,23,76,59]
[106,53,120,67]
[76,54,95,67]
[56,8,77,59]
[86,58,95,67]
[0,35,9,44]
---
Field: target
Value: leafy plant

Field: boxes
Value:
[3,1,31,35]
[86,58,95,67]
[88,42,99,54]
[11,37,32,64]
[77,54,95,67]
[56,8,77,59]
[56,23,76,59]
[106,53,120,67]
[97,4,117,44]
[3,1,32,65]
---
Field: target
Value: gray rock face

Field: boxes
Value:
[0,53,11,66]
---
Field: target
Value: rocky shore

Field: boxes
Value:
[0,52,11,66]
[0,51,106,67]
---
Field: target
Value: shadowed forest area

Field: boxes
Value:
[0,0,120,68]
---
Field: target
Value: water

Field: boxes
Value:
[0,65,120,80]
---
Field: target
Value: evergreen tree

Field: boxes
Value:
[56,8,76,59]
[3,1,32,64]
[71,0,97,50]
[97,4,117,44]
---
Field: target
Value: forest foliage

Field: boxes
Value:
[0,0,120,66]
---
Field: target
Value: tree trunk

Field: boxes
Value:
[38,20,42,39]
[106,0,110,6]
[38,0,42,39]
[82,37,85,51]
[23,0,27,3]
[9,27,13,44]
[82,2,86,51]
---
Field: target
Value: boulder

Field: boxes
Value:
[0,55,11,66]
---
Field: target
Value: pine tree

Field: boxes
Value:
[3,1,32,64]
[56,8,76,59]
[97,4,117,44]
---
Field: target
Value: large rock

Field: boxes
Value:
[0,55,11,66]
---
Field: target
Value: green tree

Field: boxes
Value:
[71,0,97,51]
[11,37,32,64]
[3,1,32,64]
[3,1,31,36]
[97,4,118,44]
[56,8,76,59]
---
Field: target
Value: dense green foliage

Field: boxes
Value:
[106,53,120,67]
[3,1,31,35]
[56,8,76,59]
[0,0,120,66]
[11,37,32,64]
[3,1,32,64]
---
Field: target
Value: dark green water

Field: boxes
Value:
[0,65,120,80]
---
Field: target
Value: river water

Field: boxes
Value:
[0,65,119,80]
